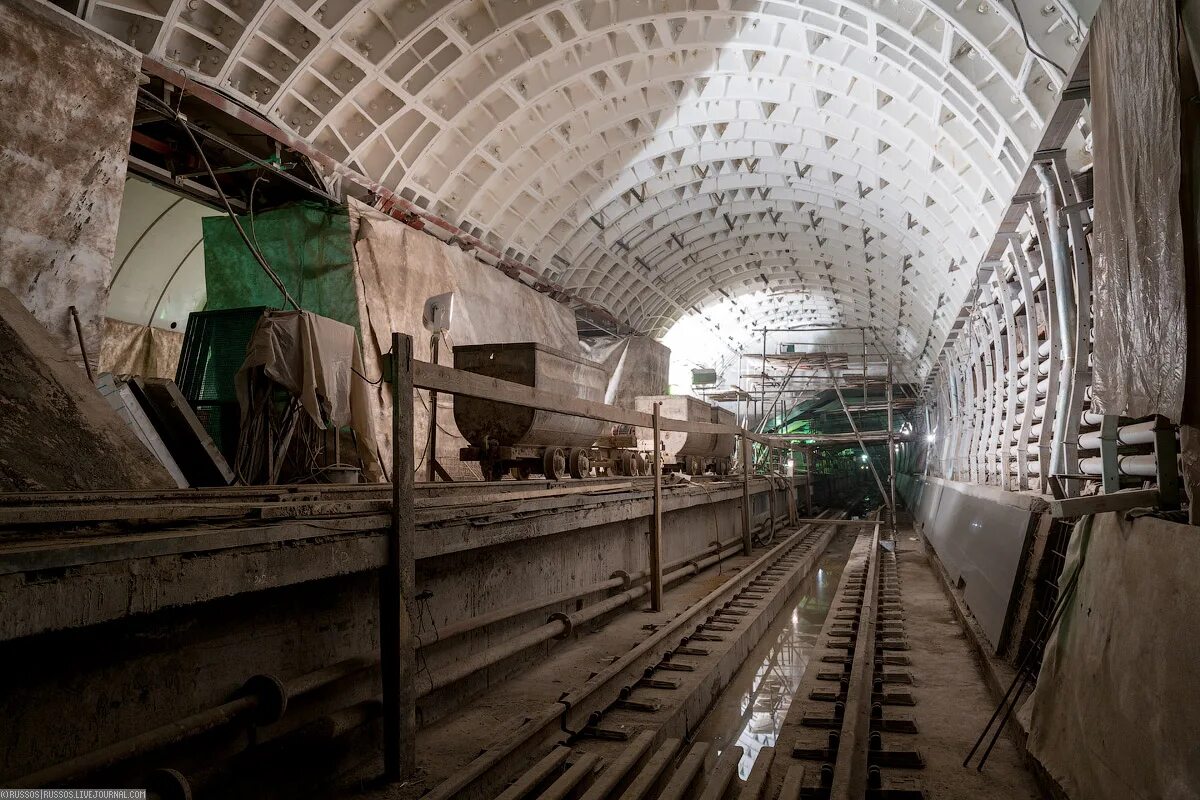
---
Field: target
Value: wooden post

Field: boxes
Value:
[650,402,664,611]
[383,332,416,780]
[425,333,439,481]
[741,432,753,555]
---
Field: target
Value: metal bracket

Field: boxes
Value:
[1153,416,1181,511]
[1100,414,1121,494]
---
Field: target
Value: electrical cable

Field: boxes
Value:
[139,87,300,311]
[1007,0,1069,78]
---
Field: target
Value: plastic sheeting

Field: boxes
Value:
[579,335,670,408]
[348,199,580,480]
[1027,511,1200,799]
[99,318,184,379]
[1090,0,1187,421]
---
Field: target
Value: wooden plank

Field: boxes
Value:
[413,359,757,439]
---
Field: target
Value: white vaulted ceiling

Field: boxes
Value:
[86,0,1098,376]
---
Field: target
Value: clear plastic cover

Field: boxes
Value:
[1089,0,1187,421]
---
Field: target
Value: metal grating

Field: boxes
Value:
[1019,516,1074,681]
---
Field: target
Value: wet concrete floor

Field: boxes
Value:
[691,527,858,779]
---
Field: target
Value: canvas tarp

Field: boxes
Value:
[1089,0,1187,420]
[235,310,378,474]
[348,199,579,480]
[100,317,184,379]
[1026,511,1200,800]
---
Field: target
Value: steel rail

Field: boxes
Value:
[828,516,882,800]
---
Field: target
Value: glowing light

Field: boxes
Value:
[925,433,936,443]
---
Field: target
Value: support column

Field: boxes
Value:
[741,432,753,555]
[805,447,814,513]
[383,332,416,780]
[887,358,896,529]
[650,402,664,611]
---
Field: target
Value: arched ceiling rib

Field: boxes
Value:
[88,0,1098,375]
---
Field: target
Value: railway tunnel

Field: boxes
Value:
[1,0,1198,798]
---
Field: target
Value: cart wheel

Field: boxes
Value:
[716,459,729,476]
[568,448,589,479]
[484,462,507,482]
[510,464,531,480]
[618,451,637,477]
[634,453,648,477]
[543,447,567,480]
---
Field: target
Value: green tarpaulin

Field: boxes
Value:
[202,202,359,330]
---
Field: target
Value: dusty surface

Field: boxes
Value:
[340,544,794,800]
[0,288,172,491]
[0,0,139,365]
[765,525,1042,798]
[894,528,1042,798]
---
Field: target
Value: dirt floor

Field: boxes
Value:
[893,527,1042,798]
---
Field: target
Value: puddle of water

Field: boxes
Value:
[691,529,857,779]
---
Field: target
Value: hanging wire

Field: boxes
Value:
[138,87,299,311]
[1006,0,1070,78]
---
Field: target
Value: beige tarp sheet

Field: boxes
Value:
[348,199,580,480]
[1027,511,1200,800]
[99,318,183,379]
[1089,0,1187,420]
[235,310,379,474]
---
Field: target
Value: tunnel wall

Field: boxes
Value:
[0,479,797,794]
[897,474,1046,653]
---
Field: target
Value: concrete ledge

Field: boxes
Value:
[0,481,794,641]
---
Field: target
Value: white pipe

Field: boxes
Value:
[1077,420,1158,451]
[1010,454,1160,478]
[1017,340,1052,372]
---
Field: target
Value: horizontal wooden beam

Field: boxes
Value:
[412,359,771,443]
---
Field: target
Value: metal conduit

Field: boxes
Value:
[1010,454,1165,478]
[420,534,755,695]
[12,658,371,789]
[1035,162,1078,480]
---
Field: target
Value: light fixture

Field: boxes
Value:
[925,433,936,443]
